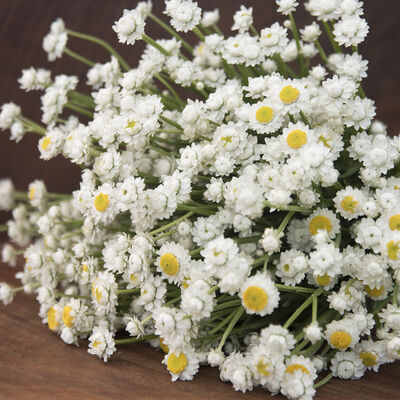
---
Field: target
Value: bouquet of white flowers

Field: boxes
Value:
[1,1,399,398]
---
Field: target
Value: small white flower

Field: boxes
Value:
[164,0,202,33]
[113,8,146,45]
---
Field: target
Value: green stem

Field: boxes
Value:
[322,21,341,53]
[159,115,183,131]
[192,26,205,41]
[249,24,259,36]
[65,103,94,118]
[283,287,324,329]
[208,312,236,335]
[149,13,193,54]
[275,284,316,294]
[393,284,399,306]
[289,13,305,76]
[154,228,177,241]
[314,372,333,389]
[312,295,318,322]
[67,29,130,71]
[117,288,140,296]
[115,334,157,345]
[264,201,310,213]
[216,306,244,351]
[212,24,223,36]
[277,211,296,234]
[315,40,329,64]
[64,48,95,67]
[20,116,46,135]
[55,292,90,300]
[150,211,193,236]
[142,34,170,56]
[155,74,185,108]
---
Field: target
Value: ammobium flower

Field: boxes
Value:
[163,345,200,381]
[239,272,279,316]
[325,317,360,351]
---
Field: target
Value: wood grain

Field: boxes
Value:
[1,1,400,399]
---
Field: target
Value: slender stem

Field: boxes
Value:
[67,29,130,71]
[288,13,305,76]
[117,288,140,296]
[149,13,193,54]
[312,295,318,322]
[264,201,310,213]
[393,284,399,306]
[65,103,94,118]
[150,212,193,236]
[155,74,185,108]
[212,24,223,36]
[154,228,177,241]
[315,40,328,64]
[314,372,333,389]
[275,284,316,294]
[55,292,90,300]
[249,24,259,36]
[263,256,270,272]
[20,116,46,135]
[192,27,205,41]
[277,211,296,234]
[217,306,244,351]
[64,48,95,67]
[115,334,157,345]
[142,34,170,56]
[283,287,324,329]
[208,312,236,335]
[159,115,183,130]
[322,21,341,53]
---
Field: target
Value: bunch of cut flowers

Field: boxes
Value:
[1,1,400,399]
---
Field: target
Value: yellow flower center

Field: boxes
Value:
[94,193,110,212]
[387,240,400,260]
[197,43,205,54]
[125,120,136,129]
[340,196,358,213]
[279,85,300,104]
[360,351,377,367]
[316,273,331,286]
[243,286,268,311]
[92,339,101,348]
[47,306,59,331]
[95,287,103,303]
[160,338,170,354]
[389,214,400,231]
[221,136,232,146]
[255,106,274,124]
[41,136,51,151]
[285,364,309,375]
[330,331,352,350]
[182,277,190,289]
[62,305,74,328]
[167,352,188,374]
[309,215,332,235]
[318,134,331,148]
[283,264,290,272]
[130,273,137,282]
[160,253,180,276]
[256,360,271,376]
[365,285,384,297]
[82,264,89,272]
[286,129,307,149]
[28,187,35,200]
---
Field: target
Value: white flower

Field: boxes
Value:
[0,179,15,211]
[325,317,361,351]
[201,9,219,27]
[19,68,51,91]
[0,103,21,131]
[232,6,253,33]
[42,18,68,61]
[331,351,364,379]
[276,0,299,15]
[88,325,116,362]
[164,0,202,33]
[163,345,200,381]
[333,15,369,47]
[240,272,280,316]
[113,8,146,45]
[261,228,283,255]
[0,283,14,305]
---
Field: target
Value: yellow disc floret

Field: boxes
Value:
[309,215,332,235]
[365,285,384,297]
[330,331,352,350]
[94,193,110,212]
[29,187,35,200]
[316,274,331,286]
[341,196,358,213]
[255,106,274,124]
[125,120,136,129]
[285,364,309,375]
[160,253,180,276]
[62,305,74,328]
[389,214,400,231]
[279,85,300,104]
[47,306,59,331]
[41,136,51,151]
[256,360,271,376]
[167,352,188,374]
[160,338,170,354]
[286,129,307,149]
[387,240,400,260]
[243,286,268,311]
[360,351,377,367]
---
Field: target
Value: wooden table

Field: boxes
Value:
[1,263,399,400]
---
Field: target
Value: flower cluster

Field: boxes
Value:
[1,1,399,399]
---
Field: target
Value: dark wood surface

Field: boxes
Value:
[1,1,400,399]
[1,262,400,400]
